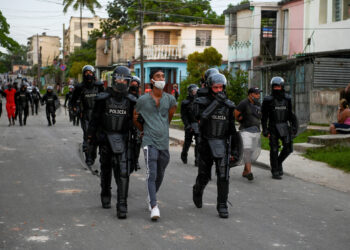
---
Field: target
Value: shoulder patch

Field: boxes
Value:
[182,99,190,105]
[284,94,291,100]
[95,92,110,100]
[224,99,235,109]
[126,93,137,103]
[194,96,210,105]
[263,95,273,102]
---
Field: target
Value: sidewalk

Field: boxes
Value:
[169,128,350,193]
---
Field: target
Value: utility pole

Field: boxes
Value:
[62,23,65,89]
[36,34,41,88]
[139,0,145,93]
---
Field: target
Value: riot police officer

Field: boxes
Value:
[41,86,58,126]
[31,86,41,115]
[71,65,104,166]
[261,76,298,179]
[180,84,199,166]
[88,66,136,219]
[64,85,77,125]
[15,83,33,126]
[192,73,239,218]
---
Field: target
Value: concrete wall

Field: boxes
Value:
[310,89,340,124]
[27,35,60,67]
[281,0,304,57]
[67,16,104,53]
[304,0,350,53]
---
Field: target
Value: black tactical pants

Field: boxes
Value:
[33,100,39,115]
[194,140,229,206]
[46,106,56,125]
[181,130,199,164]
[269,133,293,174]
[18,105,29,126]
[99,143,129,207]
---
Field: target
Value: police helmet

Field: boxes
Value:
[187,84,199,96]
[270,76,285,87]
[130,76,141,87]
[112,66,132,85]
[21,82,29,88]
[82,65,95,75]
[47,85,54,90]
[68,85,74,89]
[207,73,227,88]
[204,68,219,82]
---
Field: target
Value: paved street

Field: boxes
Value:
[1,102,350,250]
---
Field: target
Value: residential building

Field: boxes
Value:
[133,22,228,92]
[95,31,136,80]
[224,2,280,75]
[27,33,61,67]
[96,22,228,92]
[64,15,104,54]
[304,0,350,53]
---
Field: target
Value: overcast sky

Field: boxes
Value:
[1,0,262,52]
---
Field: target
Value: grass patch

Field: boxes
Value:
[171,119,184,129]
[304,145,350,172]
[309,122,330,127]
[260,130,328,150]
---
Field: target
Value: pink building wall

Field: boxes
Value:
[282,0,304,57]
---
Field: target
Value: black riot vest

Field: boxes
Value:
[32,91,39,101]
[81,86,99,120]
[19,92,28,107]
[202,104,231,139]
[46,94,55,106]
[102,96,131,133]
[272,98,288,124]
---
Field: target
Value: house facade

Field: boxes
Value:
[64,15,104,54]
[27,33,61,67]
[304,0,350,53]
[133,22,228,92]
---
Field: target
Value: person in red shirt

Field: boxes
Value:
[0,83,17,126]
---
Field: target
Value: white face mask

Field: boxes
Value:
[152,79,166,90]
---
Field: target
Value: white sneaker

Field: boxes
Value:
[150,205,160,221]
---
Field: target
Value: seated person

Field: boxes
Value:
[330,99,350,134]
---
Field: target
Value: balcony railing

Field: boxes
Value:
[144,45,185,60]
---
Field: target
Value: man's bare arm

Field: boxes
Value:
[133,109,143,131]
[168,105,177,124]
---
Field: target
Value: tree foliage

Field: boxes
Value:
[102,0,225,35]
[223,68,248,105]
[65,47,95,79]
[69,60,88,78]
[0,10,20,53]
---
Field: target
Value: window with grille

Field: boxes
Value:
[154,31,170,45]
[196,30,211,46]
[333,0,342,21]
[88,23,94,28]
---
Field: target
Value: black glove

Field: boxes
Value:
[185,124,192,132]
[215,92,227,104]
[262,130,269,137]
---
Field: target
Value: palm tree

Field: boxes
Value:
[63,0,102,47]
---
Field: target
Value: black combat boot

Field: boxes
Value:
[116,177,129,219]
[193,184,204,208]
[100,189,111,209]
[181,152,188,164]
[217,180,229,218]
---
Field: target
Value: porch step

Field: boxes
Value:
[294,143,324,153]
[308,134,350,146]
